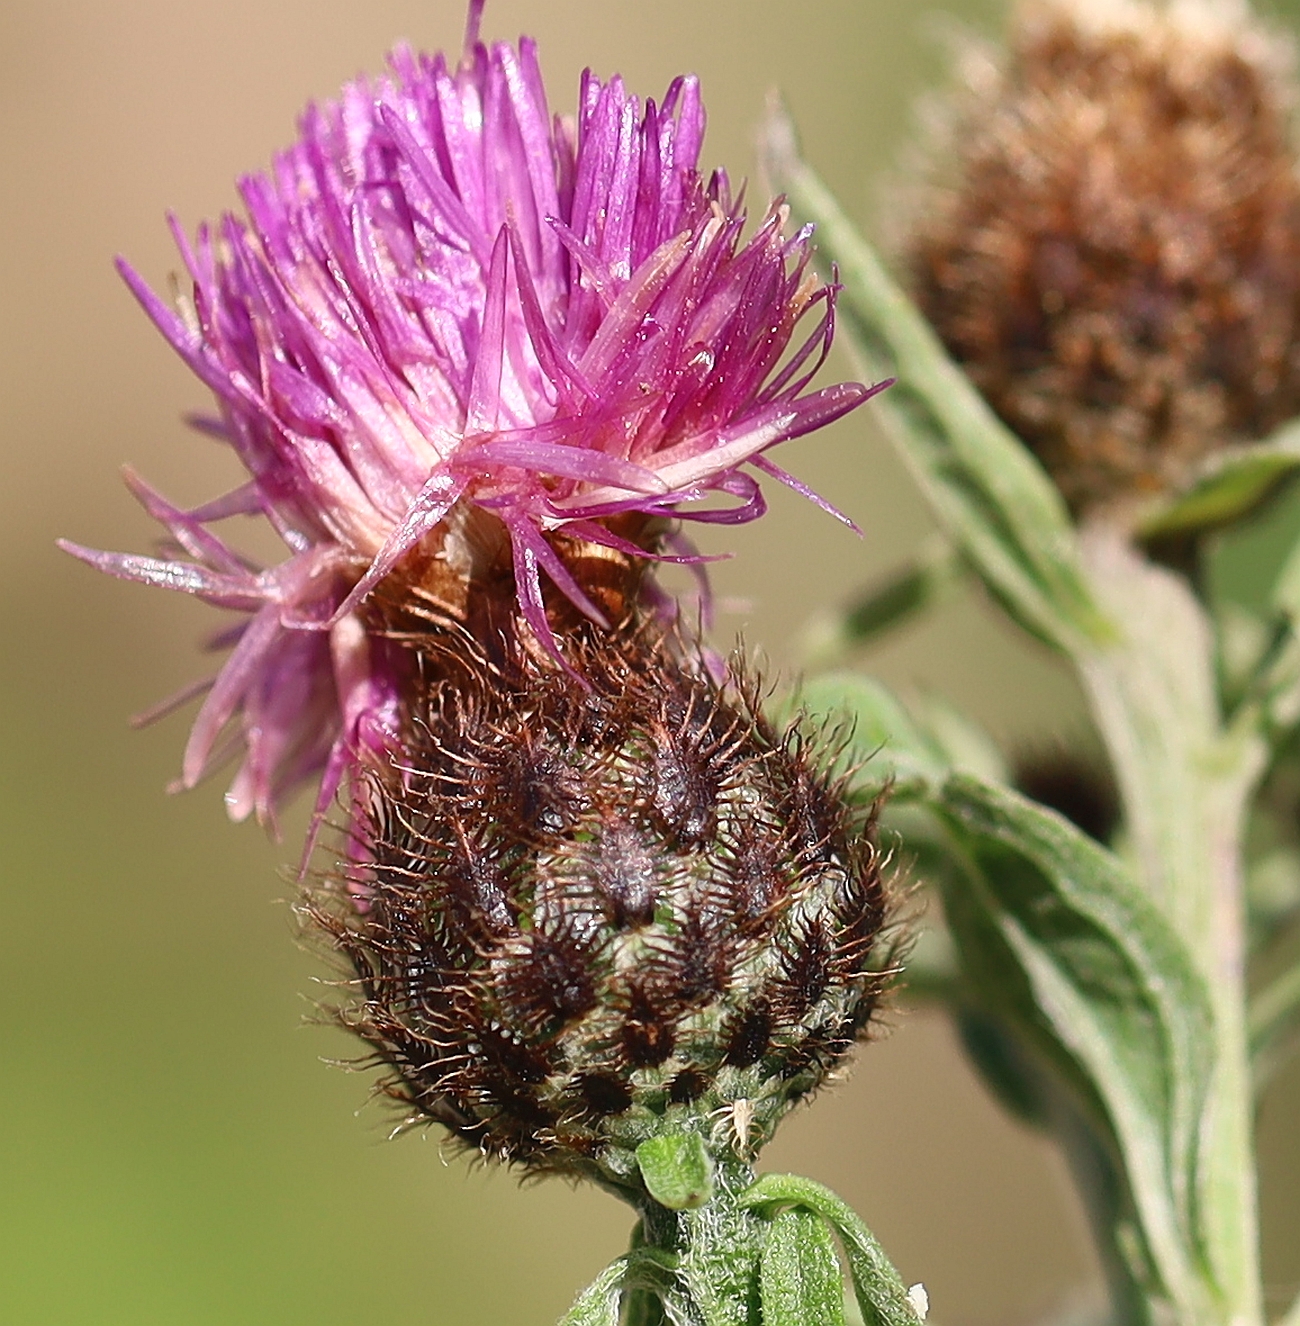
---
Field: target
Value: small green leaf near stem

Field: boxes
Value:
[1138,425,1300,541]
[557,1258,630,1326]
[799,539,961,665]
[636,1133,717,1211]
[739,1173,924,1326]
[759,1208,847,1326]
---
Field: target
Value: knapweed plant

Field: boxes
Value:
[60,0,1300,1322]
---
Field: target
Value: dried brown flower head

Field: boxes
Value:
[906,0,1300,511]
[305,620,894,1183]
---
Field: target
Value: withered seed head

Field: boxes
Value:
[906,0,1300,512]
[305,623,894,1185]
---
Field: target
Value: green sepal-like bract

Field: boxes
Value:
[637,1134,716,1212]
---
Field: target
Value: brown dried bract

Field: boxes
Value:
[907,0,1300,511]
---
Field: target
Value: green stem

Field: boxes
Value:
[620,1289,668,1326]
[667,1160,767,1326]
[1077,531,1267,1326]
[612,1158,766,1326]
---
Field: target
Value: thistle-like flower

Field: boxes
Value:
[905,0,1300,512]
[64,5,895,1183]
[61,4,873,832]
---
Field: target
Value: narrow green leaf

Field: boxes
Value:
[558,1259,629,1326]
[934,775,1217,1319]
[1139,423,1300,540]
[740,1173,924,1326]
[558,1249,686,1326]
[840,549,959,643]
[759,1208,847,1326]
[637,1133,716,1210]
[760,103,1110,655]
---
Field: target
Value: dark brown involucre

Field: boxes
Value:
[306,625,892,1180]
[907,0,1300,510]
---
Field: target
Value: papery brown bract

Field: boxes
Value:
[305,622,896,1180]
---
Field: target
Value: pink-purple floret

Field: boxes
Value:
[61,15,876,838]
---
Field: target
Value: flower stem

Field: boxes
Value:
[631,1158,767,1326]
[1077,531,1267,1325]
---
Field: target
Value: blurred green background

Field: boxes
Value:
[1,0,1295,1322]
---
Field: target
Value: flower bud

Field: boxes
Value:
[906,0,1300,511]
[306,618,893,1181]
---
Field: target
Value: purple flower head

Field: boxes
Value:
[62,4,877,836]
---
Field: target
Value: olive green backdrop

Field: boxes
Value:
[1,1,1294,1322]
